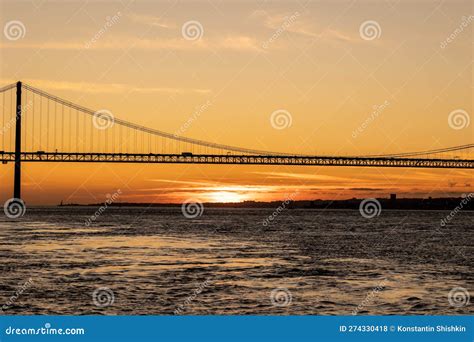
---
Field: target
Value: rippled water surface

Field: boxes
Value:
[0,207,472,315]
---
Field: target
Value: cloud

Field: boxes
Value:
[126,36,261,51]
[219,36,261,51]
[126,13,174,29]
[147,179,220,186]
[0,78,211,95]
[251,171,358,182]
[0,35,261,52]
[140,177,382,195]
[253,10,358,45]
[144,179,274,192]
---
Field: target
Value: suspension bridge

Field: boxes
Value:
[0,81,473,201]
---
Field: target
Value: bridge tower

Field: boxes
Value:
[13,81,22,200]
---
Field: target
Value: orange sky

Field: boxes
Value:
[0,0,472,204]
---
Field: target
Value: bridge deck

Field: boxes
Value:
[0,152,472,169]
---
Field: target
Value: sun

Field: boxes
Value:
[208,191,246,203]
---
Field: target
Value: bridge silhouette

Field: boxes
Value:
[0,81,473,202]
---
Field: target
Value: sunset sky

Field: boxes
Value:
[0,0,472,204]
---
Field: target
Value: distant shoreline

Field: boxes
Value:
[56,196,474,211]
